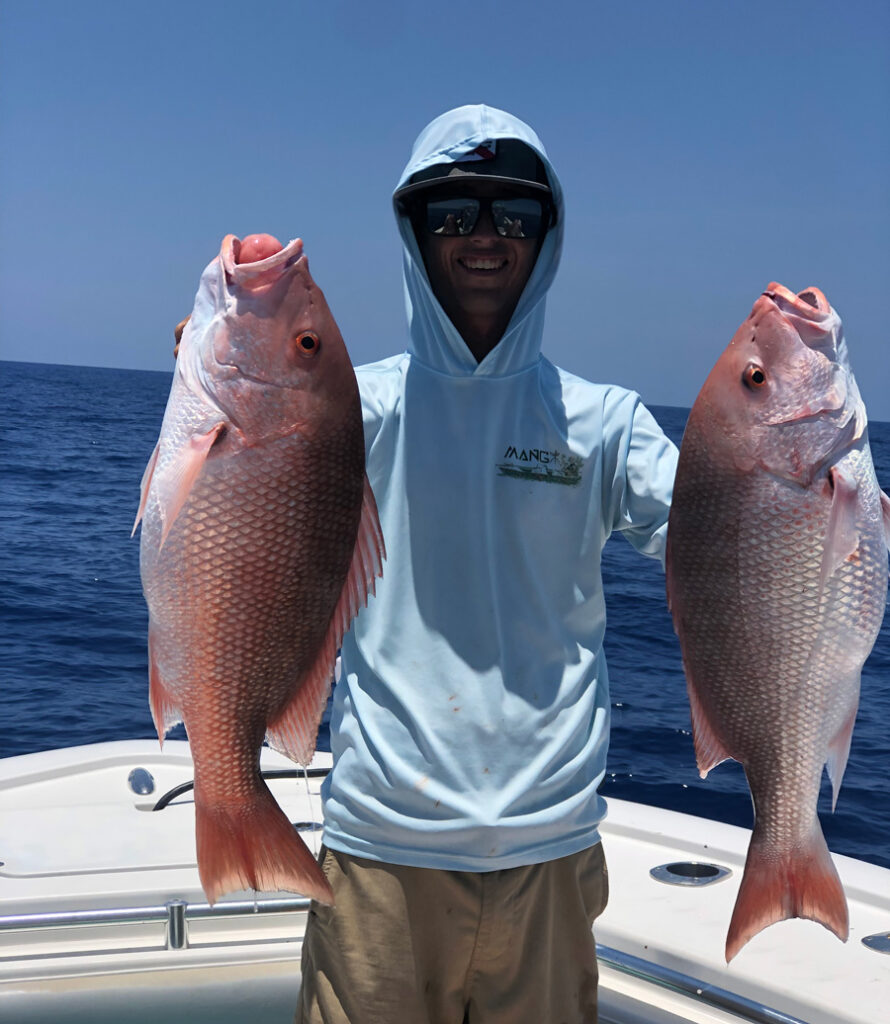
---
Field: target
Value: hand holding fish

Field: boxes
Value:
[172,316,189,359]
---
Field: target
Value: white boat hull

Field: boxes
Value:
[1,741,888,1023]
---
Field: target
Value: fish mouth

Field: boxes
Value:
[759,283,842,361]
[761,283,831,319]
[221,235,305,293]
[755,283,867,474]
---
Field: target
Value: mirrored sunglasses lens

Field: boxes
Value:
[491,199,544,238]
[425,199,480,236]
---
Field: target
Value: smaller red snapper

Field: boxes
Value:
[135,233,384,905]
[667,284,890,961]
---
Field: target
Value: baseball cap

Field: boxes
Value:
[394,138,552,206]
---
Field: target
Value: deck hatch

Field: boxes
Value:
[649,860,732,886]
[862,931,890,954]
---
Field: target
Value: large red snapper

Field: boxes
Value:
[666,284,890,961]
[134,234,384,905]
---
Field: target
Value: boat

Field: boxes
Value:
[1,739,887,1023]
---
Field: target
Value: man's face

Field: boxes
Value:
[416,181,544,360]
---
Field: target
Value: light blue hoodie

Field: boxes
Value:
[321,104,678,871]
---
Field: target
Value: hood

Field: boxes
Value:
[393,104,565,378]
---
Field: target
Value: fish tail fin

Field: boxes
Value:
[725,827,848,962]
[195,782,333,907]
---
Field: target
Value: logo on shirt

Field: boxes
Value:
[497,445,582,486]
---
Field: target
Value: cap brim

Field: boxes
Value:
[394,174,552,205]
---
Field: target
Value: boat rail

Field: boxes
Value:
[0,896,310,949]
[0,899,809,1024]
[151,767,330,810]
[597,945,807,1024]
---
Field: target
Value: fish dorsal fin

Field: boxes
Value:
[265,473,385,765]
[685,667,732,778]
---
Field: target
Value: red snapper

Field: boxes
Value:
[135,234,384,905]
[666,284,890,961]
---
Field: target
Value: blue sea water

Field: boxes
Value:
[1,360,888,869]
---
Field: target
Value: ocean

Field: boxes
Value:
[1,359,888,869]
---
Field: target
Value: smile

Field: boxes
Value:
[459,257,508,272]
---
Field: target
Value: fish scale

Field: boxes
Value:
[667,283,889,961]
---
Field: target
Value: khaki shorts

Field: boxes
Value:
[295,842,608,1024]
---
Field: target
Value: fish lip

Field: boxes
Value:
[761,283,831,321]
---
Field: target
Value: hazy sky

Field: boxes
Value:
[2,0,888,418]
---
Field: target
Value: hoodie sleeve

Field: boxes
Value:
[355,356,406,456]
[603,391,678,565]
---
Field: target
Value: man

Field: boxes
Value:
[293,105,678,1023]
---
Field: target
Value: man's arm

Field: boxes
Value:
[604,393,678,565]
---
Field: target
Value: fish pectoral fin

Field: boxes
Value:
[131,442,160,536]
[826,700,858,811]
[155,421,228,549]
[685,669,732,778]
[266,473,385,765]
[819,463,861,594]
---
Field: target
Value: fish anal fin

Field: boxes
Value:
[685,669,732,778]
[156,422,228,550]
[265,630,338,766]
[148,629,182,747]
[819,463,861,594]
[667,545,730,778]
[826,702,858,811]
[132,442,160,536]
[265,473,385,764]
[195,781,333,906]
[725,827,848,962]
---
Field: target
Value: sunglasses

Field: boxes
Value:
[421,195,550,240]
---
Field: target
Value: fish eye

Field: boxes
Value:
[743,363,767,389]
[296,331,320,357]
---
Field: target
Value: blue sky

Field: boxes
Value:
[2,0,888,418]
